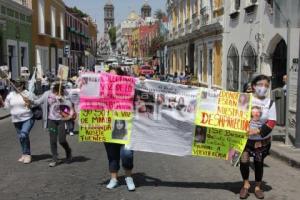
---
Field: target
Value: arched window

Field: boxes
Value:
[227,45,239,91]
[241,42,256,90]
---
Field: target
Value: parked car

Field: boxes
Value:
[139,65,155,76]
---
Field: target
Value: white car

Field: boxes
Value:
[124,59,134,66]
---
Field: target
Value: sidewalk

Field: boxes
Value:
[270,127,300,169]
[0,108,10,120]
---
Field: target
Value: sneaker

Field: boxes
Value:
[23,155,31,164]
[125,177,135,191]
[49,159,62,167]
[18,155,25,162]
[69,132,74,136]
[106,178,118,189]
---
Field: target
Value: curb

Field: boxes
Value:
[270,148,300,169]
[0,114,10,120]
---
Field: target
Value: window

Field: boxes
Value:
[198,48,204,82]
[60,13,64,40]
[51,6,56,37]
[208,48,213,87]
[245,0,258,7]
[1,6,6,15]
[38,0,45,34]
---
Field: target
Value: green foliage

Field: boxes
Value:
[108,27,116,44]
[70,6,88,18]
[149,35,165,56]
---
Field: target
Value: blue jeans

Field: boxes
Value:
[14,118,35,155]
[104,143,134,173]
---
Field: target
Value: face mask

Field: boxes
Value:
[255,86,268,97]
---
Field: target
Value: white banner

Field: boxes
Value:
[129,80,199,156]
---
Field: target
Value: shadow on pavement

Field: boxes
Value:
[31,154,52,162]
[101,173,272,194]
[70,156,91,163]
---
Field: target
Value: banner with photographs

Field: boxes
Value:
[193,88,252,166]
[129,80,198,156]
[79,73,136,144]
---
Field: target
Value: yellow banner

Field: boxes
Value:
[79,110,132,144]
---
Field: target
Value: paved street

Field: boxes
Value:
[0,117,299,200]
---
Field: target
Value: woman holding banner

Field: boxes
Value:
[239,75,276,199]
[33,82,73,167]
[104,68,135,191]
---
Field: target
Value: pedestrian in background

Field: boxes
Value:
[103,68,135,191]
[0,79,35,164]
[33,82,73,167]
[239,75,276,199]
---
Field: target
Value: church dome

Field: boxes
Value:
[127,11,139,21]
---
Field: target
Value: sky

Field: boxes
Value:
[64,0,167,37]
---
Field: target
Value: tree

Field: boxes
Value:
[149,35,165,56]
[154,9,167,21]
[70,6,88,18]
[108,27,116,49]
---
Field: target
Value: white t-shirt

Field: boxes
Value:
[249,97,277,140]
[4,90,33,123]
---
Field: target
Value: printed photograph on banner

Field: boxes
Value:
[111,119,128,140]
[192,126,248,166]
[130,80,198,156]
[195,88,252,133]
[79,73,101,98]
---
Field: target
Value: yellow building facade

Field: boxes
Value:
[167,0,224,88]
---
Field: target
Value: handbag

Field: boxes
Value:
[31,106,43,120]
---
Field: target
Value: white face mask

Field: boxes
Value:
[255,86,268,97]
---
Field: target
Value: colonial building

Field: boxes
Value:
[86,17,98,68]
[167,0,224,89]
[223,0,300,145]
[0,0,32,80]
[32,0,66,77]
[104,0,114,34]
[116,11,143,56]
[65,6,89,75]
[141,1,151,20]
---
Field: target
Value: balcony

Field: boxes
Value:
[200,14,209,26]
[192,13,198,19]
[12,0,32,9]
[244,0,258,13]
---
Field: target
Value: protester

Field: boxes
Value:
[173,72,180,83]
[0,79,34,164]
[283,74,287,96]
[0,78,8,100]
[41,75,49,92]
[33,82,73,167]
[239,75,276,199]
[103,67,135,191]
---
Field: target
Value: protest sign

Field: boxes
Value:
[195,88,251,132]
[129,80,198,156]
[79,73,135,144]
[57,64,69,80]
[193,88,252,165]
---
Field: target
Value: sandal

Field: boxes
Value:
[240,187,249,199]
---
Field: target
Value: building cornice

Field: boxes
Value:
[0,0,32,15]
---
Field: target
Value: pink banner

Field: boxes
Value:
[80,73,136,111]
